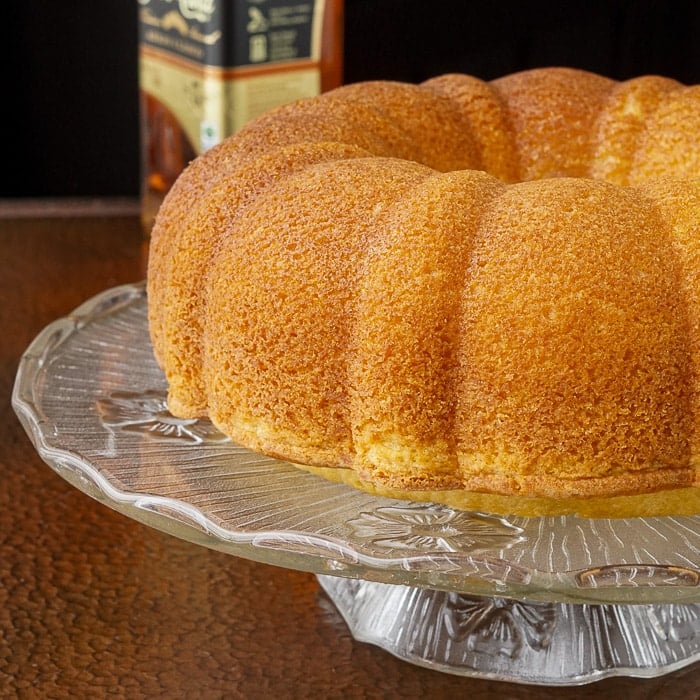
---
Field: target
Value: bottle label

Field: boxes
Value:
[139,0,326,152]
[138,0,336,233]
[138,0,323,68]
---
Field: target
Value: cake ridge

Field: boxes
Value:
[635,175,700,481]
[201,156,436,467]
[349,169,505,489]
[147,67,700,516]
[421,73,518,181]
[591,74,683,185]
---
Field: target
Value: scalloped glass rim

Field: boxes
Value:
[11,282,700,605]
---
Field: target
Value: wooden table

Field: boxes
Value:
[1,201,698,698]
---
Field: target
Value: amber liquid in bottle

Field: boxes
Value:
[139,0,344,235]
[139,94,197,237]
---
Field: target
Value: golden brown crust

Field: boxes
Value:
[422,74,518,181]
[491,67,615,179]
[203,157,435,459]
[591,75,682,184]
[630,85,700,183]
[229,81,483,172]
[147,67,700,516]
[148,141,373,416]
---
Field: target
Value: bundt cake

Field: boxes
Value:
[147,67,700,517]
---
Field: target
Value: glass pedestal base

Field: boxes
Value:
[318,575,700,685]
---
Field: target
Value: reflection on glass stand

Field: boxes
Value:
[12,283,700,686]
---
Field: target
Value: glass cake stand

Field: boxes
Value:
[12,282,700,686]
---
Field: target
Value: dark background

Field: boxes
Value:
[4,0,700,199]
